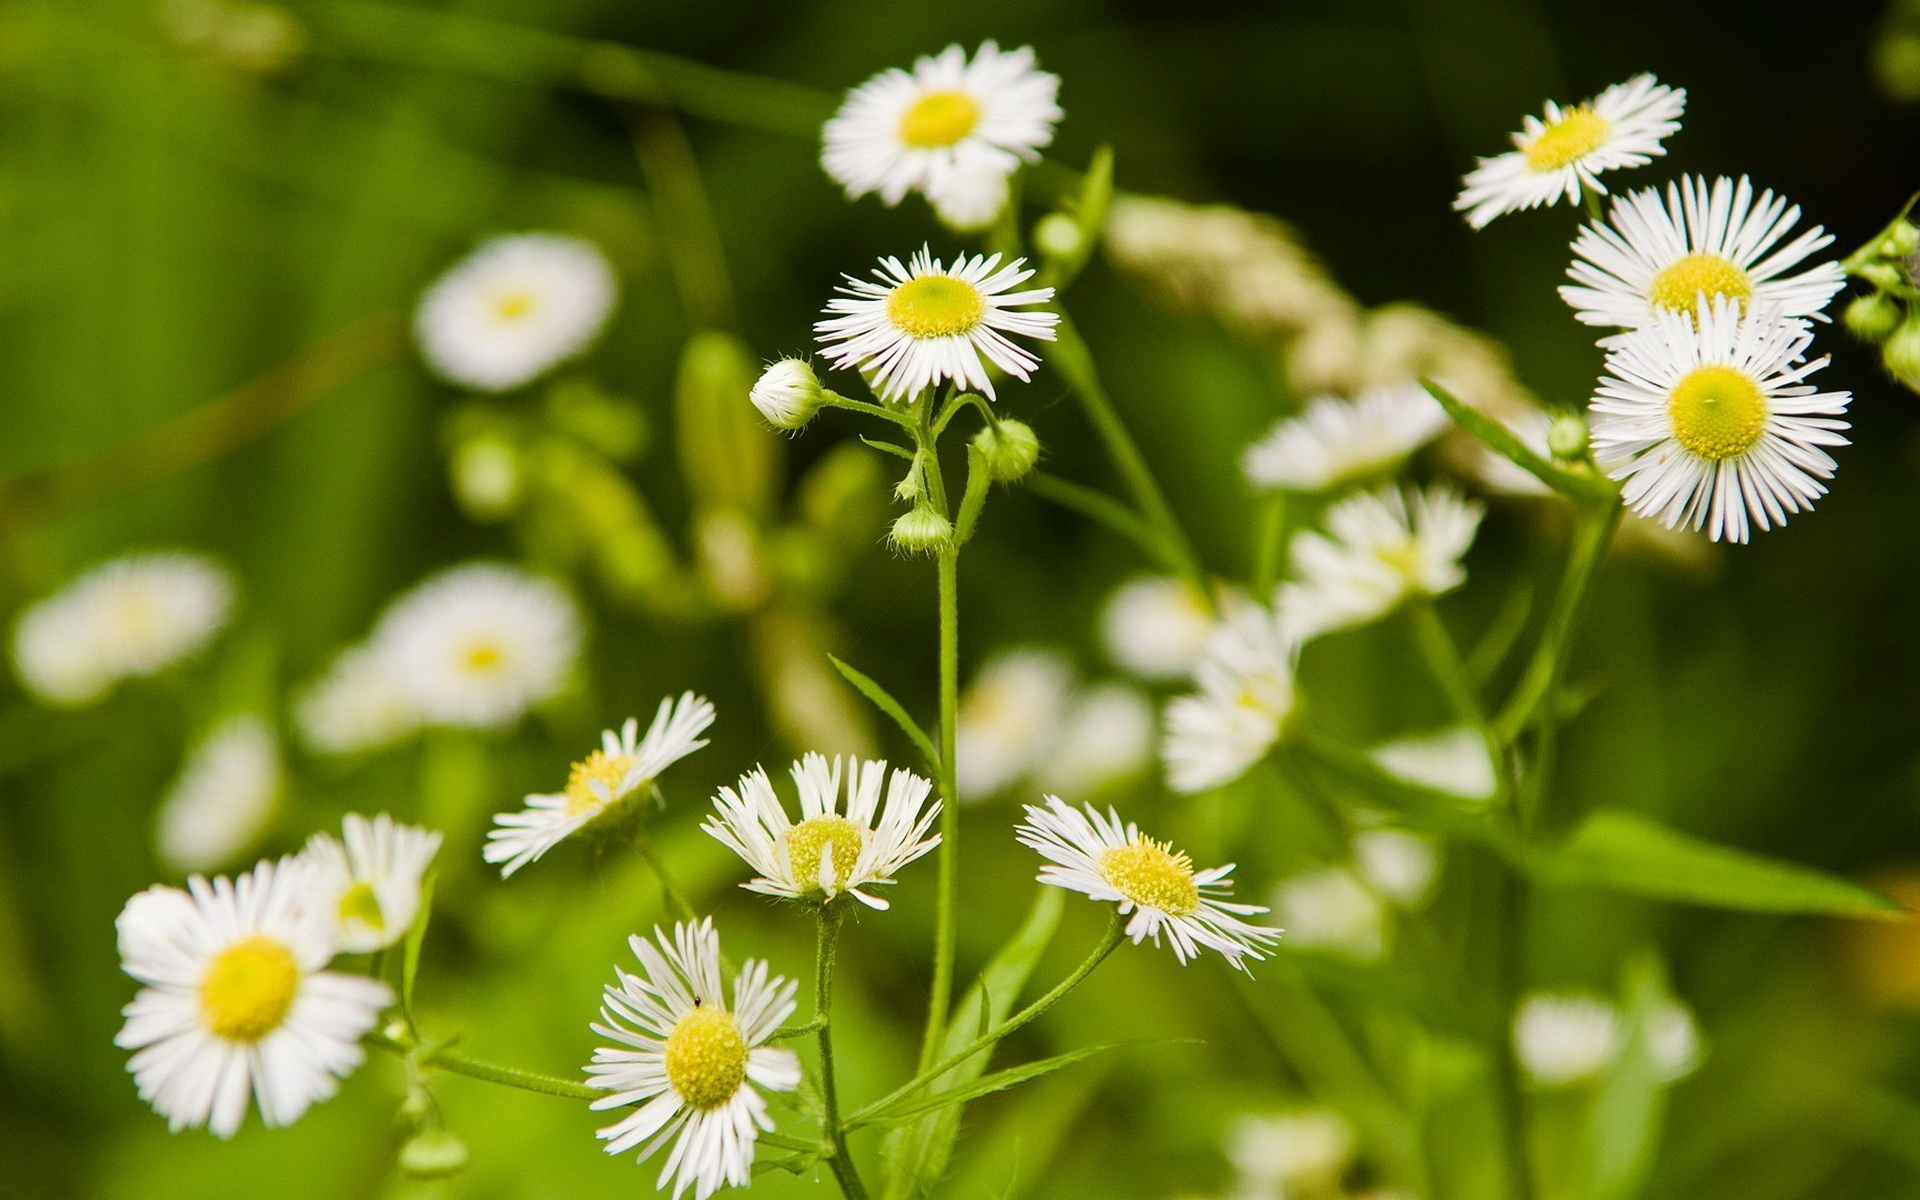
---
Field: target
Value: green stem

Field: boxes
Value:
[1494,501,1622,758]
[632,808,699,924]
[1047,309,1212,609]
[369,1032,600,1101]
[1252,492,1290,596]
[814,905,870,1200]
[920,542,961,1069]
[822,390,918,430]
[854,914,1125,1129]
[1494,860,1534,1200]
[1409,600,1485,728]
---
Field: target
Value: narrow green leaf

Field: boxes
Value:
[857,435,917,462]
[827,655,939,771]
[400,871,436,1031]
[861,1040,1158,1131]
[1077,145,1114,241]
[1419,379,1615,504]
[1531,810,1902,918]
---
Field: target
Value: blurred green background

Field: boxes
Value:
[5,0,1920,1197]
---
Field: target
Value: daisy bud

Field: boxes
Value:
[1881,221,1920,260]
[889,507,953,553]
[1885,315,1920,384]
[1547,412,1590,461]
[1845,293,1902,342]
[749,359,823,430]
[450,436,522,520]
[1034,213,1085,261]
[400,1129,470,1180]
[972,419,1042,482]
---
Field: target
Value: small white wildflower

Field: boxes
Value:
[154,716,281,875]
[415,233,617,391]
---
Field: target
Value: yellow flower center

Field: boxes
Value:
[898,89,980,148]
[1099,836,1200,917]
[339,882,385,932]
[784,815,865,891]
[1376,540,1425,581]
[562,749,637,818]
[1648,252,1752,314]
[887,276,985,339]
[491,291,535,321]
[460,640,505,674]
[663,1006,748,1110]
[1524,107,1611,171]
[199,935,301,1042]
[1667,365,1768,462]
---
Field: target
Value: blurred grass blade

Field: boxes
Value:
[860,1039,1158,1131]
[1531,810,1902,917]
[828,655,940,770]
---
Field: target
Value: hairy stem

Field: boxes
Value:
[369,1031,600,1101]
[815,905,871,1200]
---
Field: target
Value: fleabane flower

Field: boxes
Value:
[704,753,939,909]
[1016,796,1280,970]
[1513,991,1701,1088]
[956,647,1073,800]
[821,41,1061,230]
[485,694,716,878]
[1454,74,1686,229]
[1588,297,1850,543]
[815,247,1058,403]
[1101,575,1217,682]
[415,233,617,391]
[154,715,282,874]
[370,562,580,729]
[114,858,392,1138]
[11,551,233,707]
[1278,484,1483,640]
[748,359,824,430]
[586,919,802,1200]
[302,813,442,953]
[1241,383,1448,493]
[1562,175,1844,331]
[294,644,422,756]
[1163,604,1298,793]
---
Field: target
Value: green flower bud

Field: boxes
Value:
[1859,262,1904,291]
[1034,213,1085,261]
[972,419,1042,482]
[1845,292,1902,342]
[399,1129,470,1181]
[889,507,953,554]
[1547,412,1591,461]
[1880,221,1920,259]
[749,358,824,431]
[1885,315,1920,384]
[449,436,521,520]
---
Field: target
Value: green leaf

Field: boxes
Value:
[861,1039,1156,1131]
[827,655,940,772]
[879,886,1064,1199]
[1419,378,1614,505]
[1076,145,1114,241]
[400,871,436,1032]
[1531,810,1901,918]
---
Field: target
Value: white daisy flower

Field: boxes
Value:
[821,41,1061,230]
[1228,1109,1356,1195]
[585,919,802,1200]
[1370,726,1498,805]
[1016,795,1281,970]
[1354,827,1439,908]
[704,753,939,910]
[294,644,422,756]
[11,551,234,707]
[1241,383,1449,493]
[114,857,393,1137]
[1514,992,1620,1086]
[485,694,716,878]
[1034,683,1157,799]
[1562,175,1844,331]
[956,648,1073,800]
[415,233,617,392]
[154,716,282,875]
[1588,297,1850,543]
[301,813,443,954]
[370,563,581,729]
[1271,866,1386,961]
[1455,74,1686,229]
[815,246,1058,403]
[1278,484,1483,640]
[1100,575,1218,682]
[1163,604,1298,794]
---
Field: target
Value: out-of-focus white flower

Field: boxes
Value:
[1354,828,1439,908]
[1163,605,1297,793]
[301,813,442,954]
[295,644,422,756]
[1370,727,1498,806]
[1101,575,1217,682]
[1513,991,1702,1087]
[1035,684,1156,798]
[1279,485,1482,640]
[415,233,617,392]
[1271,866,1385,961]
[1228,1108,1356,1194]
[154,716,281,874]
[12,552,234,707]
[956,648,1073,801]
[821,41,1061,230]
[1241,383,1448,494]
[370,563,580,729]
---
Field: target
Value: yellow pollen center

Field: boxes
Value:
[339,882,385,931]
[199,936,300,1042]
[562,750,637,818]
[1667,365,1768,461]
[1376,540,1425,580]
[898,89,980,148]
[886,276,985,339]
[491,291,535,321]
[784,815,865,891]
[461,640,504,673]
[1648,253,1753,313]
[1524,107,1611,170]
[663,1006,748,1109]
[1099,837,1200,917]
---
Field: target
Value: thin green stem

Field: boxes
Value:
[1409,601,1486,728]
[1252,492,1290,595]
[822,390,917,430]
[369,1032,600,1101]
[921,542,961,1069]
[814,905,870,1200]
[1494,501,1622,756]
[1494,860,1534,1200]
[854,914,1125,1129]
[632,807,699,924]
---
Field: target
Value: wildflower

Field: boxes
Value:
[1455,74,1686,229]
[1241,383,1448,493]
[1101,575,1217,682]
[955,648,1073,800]
[1278,485,1483,640]
[586,920,802,1199]
[1271,866,1386,960]
[154,716,282,874]
[1228,1109,1356,1195]
[815,247,1058,403]
[1016,796,1281,969]
[704,753,939,909]
[114,858,392,1137]
[415,233,617,391]
[1513,991,1702,1087]
[295,644,422,756]
[1034,684,1157,799]
[821,41,1061,230]
[1353,828,1440,908]
[485,695,715,878]
[301,813,442,954]
[1163,605,1298,793]
[1589,297,1849,542]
